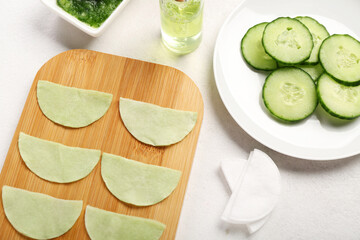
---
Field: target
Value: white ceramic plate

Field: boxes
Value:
[213,0,360,160]
[41,0,131,37]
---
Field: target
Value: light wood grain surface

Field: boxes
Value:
[0,49,204,240]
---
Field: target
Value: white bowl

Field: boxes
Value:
[41,0,131,37]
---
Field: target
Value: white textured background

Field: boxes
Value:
[1,0,360,239]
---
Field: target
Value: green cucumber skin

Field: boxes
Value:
[314,73,323,83]
[294,16,317,66]
[243,61,279,72]
[277,63,324,81]
[317,90,358,120]
[292,58,320,65]
[262,17,313,65]
[241,22,278,71]
[319,34,360,86]
[241,54,278,71]
[262,67,318,122]
[317,74,360,120]
[295,16,330,65]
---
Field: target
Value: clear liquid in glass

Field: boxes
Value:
[160,0,204,54]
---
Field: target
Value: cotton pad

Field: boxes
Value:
[221,158,271,233]
[221,149,281,229]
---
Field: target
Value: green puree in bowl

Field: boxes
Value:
[57,0,123,28]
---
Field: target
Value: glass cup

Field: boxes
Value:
[159,0,204,54]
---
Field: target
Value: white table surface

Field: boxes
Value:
[1,0,360,239]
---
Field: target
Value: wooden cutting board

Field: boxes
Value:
[0,49,203,239]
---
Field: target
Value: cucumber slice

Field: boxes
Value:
[295,16,330,64]
[241,22,277,70]
[297,63,324,81]
[317,73,360,119]
[262,67,317,121]
[262,17,313,64]
[278,62,324,81]
[319,34,360,86]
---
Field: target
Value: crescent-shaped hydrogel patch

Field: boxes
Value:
[37,80,113,128]
[18,132,101,183]
[2,186,82,239]
[101,152,181,206]
[119,97,197,146]
[85,206,165,240]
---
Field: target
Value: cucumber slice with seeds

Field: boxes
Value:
[278,62,324,81]
[262,17,313,64]
[317,73,360,119]
[262,67,317,121]
[297,63,324,81]
[295,16,330,64]
[241,22,277,70]
[319,34,360,86]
